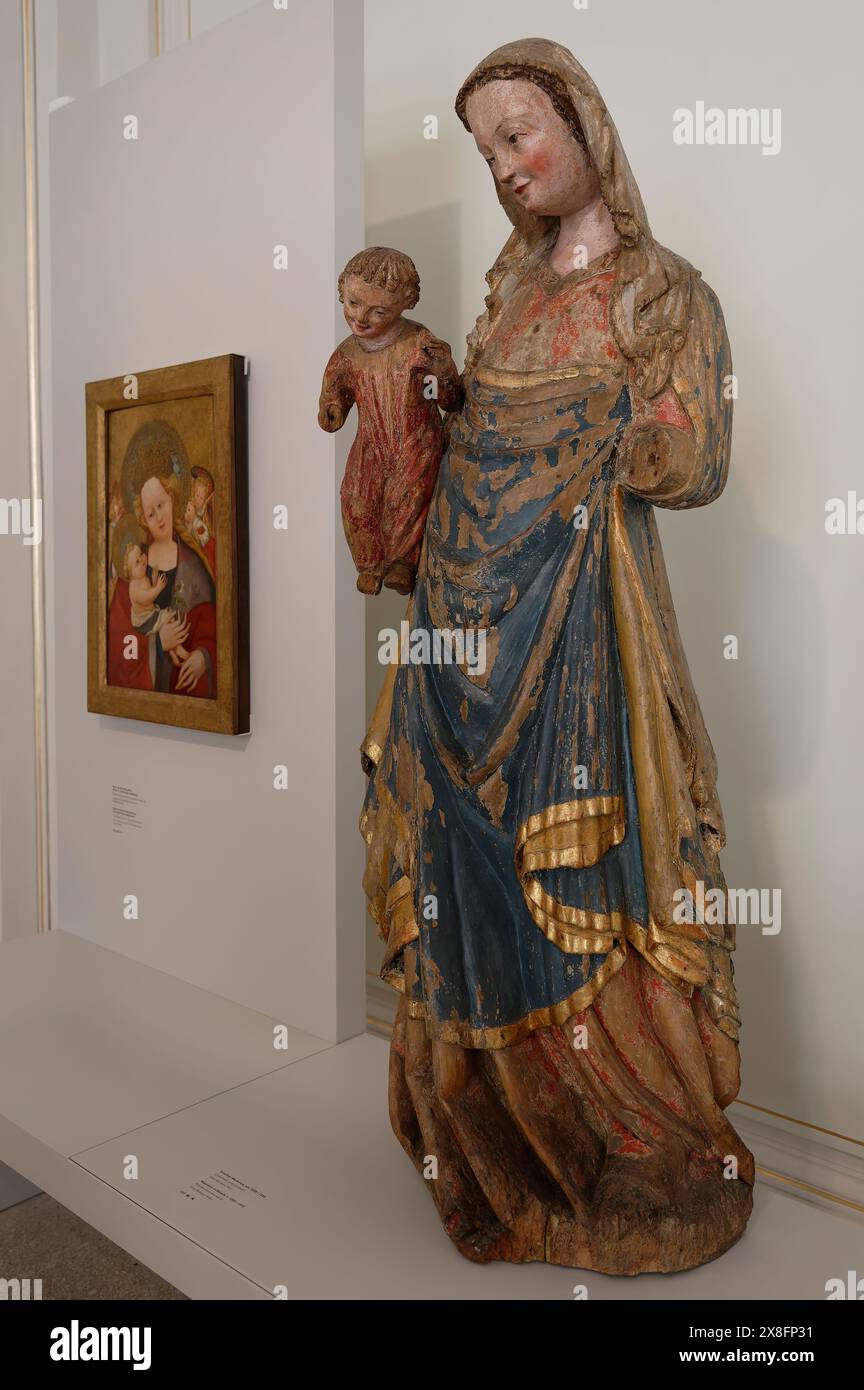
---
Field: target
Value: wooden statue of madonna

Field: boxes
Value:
[356,37,753,1275]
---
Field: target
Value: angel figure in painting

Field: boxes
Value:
[185,466,217,578]
[360,38,754,1275]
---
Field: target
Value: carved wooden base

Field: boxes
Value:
[388,952,755,1276]
[443,1157,753,1275]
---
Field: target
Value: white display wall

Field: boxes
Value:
[0,2,38,942]
[49,0,366,1041]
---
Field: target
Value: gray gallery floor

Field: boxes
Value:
[0,1192,186,1300]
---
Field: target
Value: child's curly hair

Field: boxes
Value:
[338,246,420,308]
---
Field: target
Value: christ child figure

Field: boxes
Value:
[125,540,191,664]
[318,246,463,595]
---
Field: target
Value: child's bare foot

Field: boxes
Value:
[357,569,382,596]
[383,562,416,595]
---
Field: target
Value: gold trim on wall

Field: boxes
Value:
[755,1166,864,1217]
[21,0,50,933]
[154,1,193,56]
[737,1100,864,1150]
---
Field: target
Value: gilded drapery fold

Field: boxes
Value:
[609,485,738,1034]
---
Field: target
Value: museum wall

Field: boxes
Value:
[364,0,862,1136]
[48,0,366,1041]
[51,0,262,91]
[0,3,39,941]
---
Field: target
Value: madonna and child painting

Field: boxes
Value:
[86,354,248,735]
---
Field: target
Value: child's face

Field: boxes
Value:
[342,274,408,341]
[193,482,209,509]
[127,544,147,579]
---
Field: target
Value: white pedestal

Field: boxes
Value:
[2,931,863,1300]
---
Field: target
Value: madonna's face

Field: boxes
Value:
[465,78,600,219]
[140,476,173,543]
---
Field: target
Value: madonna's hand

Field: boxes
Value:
[175,647,206,693]
[616,424,674,494]
[160,612,191,654]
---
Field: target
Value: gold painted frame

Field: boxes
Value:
[86,354,249,734]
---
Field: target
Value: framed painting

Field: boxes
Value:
[86,354,249,734]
